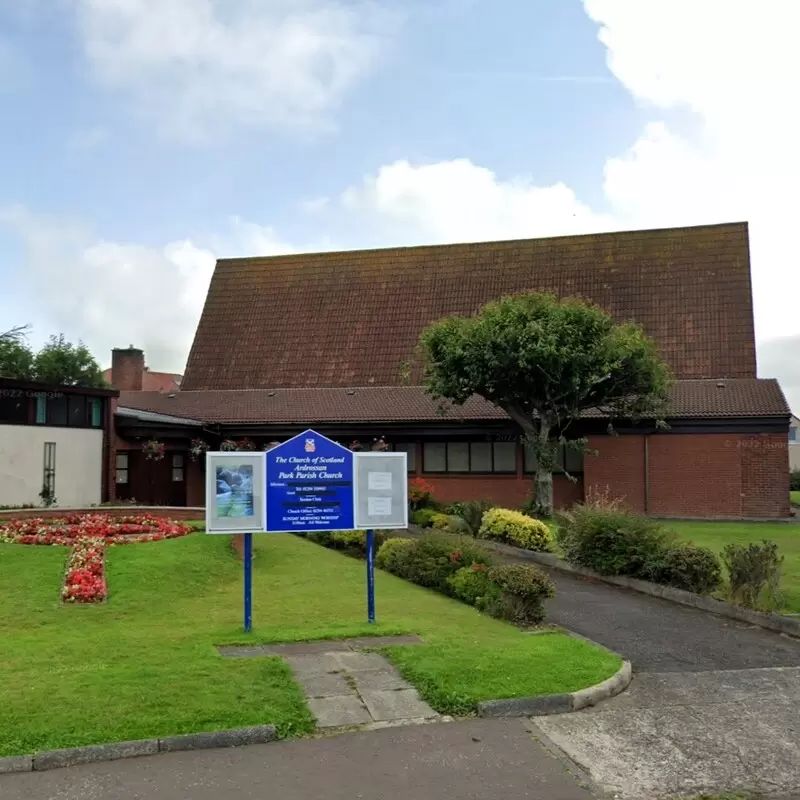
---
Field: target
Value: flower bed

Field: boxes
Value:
[0,513,192,546]
[62,538,107,603]
[0,513,193,604]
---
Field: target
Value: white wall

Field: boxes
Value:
[791,416,800,471]
[0,425,103,507]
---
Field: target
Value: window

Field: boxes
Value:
[790,428,798,443]
[43,442,56,498]
[116,453,129,484]
[35,396,46,424]
[391,442,416,473]
[423,442,447,472]
[68,395,87,427]
[172,453,185,482]
[423,441,518,474]
[0,395,28,424]
[90,398,103,427]
[46,395,68,426]
[524,442,584,474]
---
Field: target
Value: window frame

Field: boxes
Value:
[171,453,185,483]
[422,440,518,475]
[116,452,129,485]
[523,442,585,475]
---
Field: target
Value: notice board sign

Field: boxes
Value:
[265,430,355,533]
[205,451,267,534]
[353,451,408,530]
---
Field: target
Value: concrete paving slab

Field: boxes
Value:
[351,669,412,691]
[331,651,389,672]
[306,695,372,728]
[360,689,437,722]
[534,667,800,799]
[0,719,597,800]
[301,672,357,699]
[284,653,342,678]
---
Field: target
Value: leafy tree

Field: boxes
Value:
[419,292,671,517]
[33,334,107,388]
[0,325,34,379]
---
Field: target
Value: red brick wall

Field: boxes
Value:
[425,475,583,509]
[584,435,646,511]
[740,433,790,518]
[647,434,742,517]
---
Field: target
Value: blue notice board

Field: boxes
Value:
[265,430,355,533]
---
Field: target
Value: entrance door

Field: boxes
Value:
[115,450,187,506]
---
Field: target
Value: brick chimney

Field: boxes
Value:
[111,346,144,391]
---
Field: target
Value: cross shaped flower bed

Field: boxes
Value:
[0,513,193,603]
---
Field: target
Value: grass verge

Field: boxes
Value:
[0,532,619,756]
[790,490,800,506]
[666,521,800,614]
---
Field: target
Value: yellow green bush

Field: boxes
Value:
[478,508,552,552]
[430,513,452,530]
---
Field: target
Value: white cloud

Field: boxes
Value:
[342,158,613,244]
[74,0,393,139]
[0,206,302,373]
[340,2,800,410]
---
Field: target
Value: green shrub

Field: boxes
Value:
[449,499,495,534]
[306,531,334,547]
[478,508,552,551]
[430,513,452,530]
[412,508,437,528]
[375,537,415,572]
[722,540,784,610]
[644,543,722,594]
[375,537,416,573]
[555,498,674,577]
[330,529,389,558]
[790,470,800,492]
[378,533,494,594]
[446,565,501,610]
[485,564,555,626]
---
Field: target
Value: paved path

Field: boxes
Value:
[534,666,800,800]
[0,719,597,800]
[219,636,439,729]
[528,566,800,798]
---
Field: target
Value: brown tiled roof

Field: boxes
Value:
[182,222,756,391]
[117,379,788,425]
[103,368,182,392]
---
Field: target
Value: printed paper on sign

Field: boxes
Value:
[368,496,392,516]
[368,472,392,491]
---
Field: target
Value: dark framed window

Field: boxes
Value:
[116,453,129,484]
[46,395,69,426]
[423,441,518,474]
[43,442,56,497]
[524,443,584,475]
[68,395,87,427]
[0,395,28,424]
[388,442,416,473]
[172,453,185,482]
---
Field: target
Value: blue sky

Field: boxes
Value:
[1,0,798,409]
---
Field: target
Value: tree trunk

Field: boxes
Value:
[534,420,554,518]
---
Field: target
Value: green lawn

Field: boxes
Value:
[0,532,619,757]
[667,521,800,614]
[791,491,800,506]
